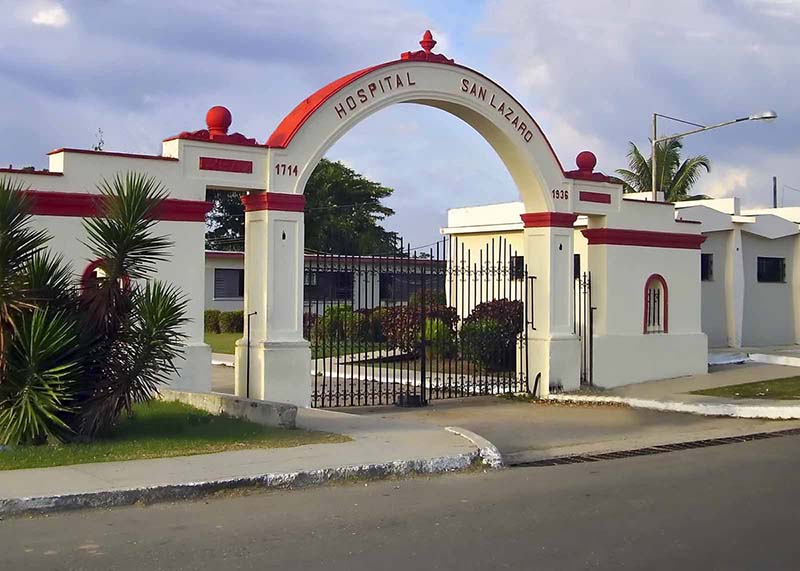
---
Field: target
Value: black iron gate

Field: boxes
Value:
[305,237,532,408]
[574,271,594,387]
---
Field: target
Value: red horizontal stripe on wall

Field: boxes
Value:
[520,212,578,228]
[241,192,306,212]
[199,157,253,174]
[25,191,211,222]
[579,191,612,204]
[581,228,706,249]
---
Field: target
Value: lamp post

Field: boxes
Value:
[651,110,777,202]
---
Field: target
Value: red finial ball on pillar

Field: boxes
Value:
[575,150,597,172]
[206,106,232,137]
[420,30,437,53]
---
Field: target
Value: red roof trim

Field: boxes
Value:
[25,190,211,221]
[266,62,391,148]
[241,192,306,212]
[579,191,612,204]
[0,168,63,177]
[47,148,178,162]
[565,170,614,183]
[582,228,706,249]
[622,197,674,206]
[206,251,244,259]
[521,212,578,228]
[199,157,253,174]
[163,131,263,148]
[264,60,565,173]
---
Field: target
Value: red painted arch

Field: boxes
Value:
[265,59,566,174]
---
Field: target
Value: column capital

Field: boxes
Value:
[520,212,578,228]
[241,192,305,212]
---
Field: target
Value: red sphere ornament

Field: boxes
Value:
[206,106,232,136]
[575,150,597,172]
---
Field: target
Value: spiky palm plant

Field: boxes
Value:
[0,180,50,375]
[78,173,186,437]
[0,309,81,445]
[615,140,711,202]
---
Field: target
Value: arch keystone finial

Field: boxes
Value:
[400,30,454,63]
[420,30,436,53]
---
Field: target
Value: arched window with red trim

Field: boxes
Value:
[643,274,668,334]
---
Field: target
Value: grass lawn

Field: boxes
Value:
[205,331,379,359]
[0,400,349,471]
[692,376,800,400]
[205,332,241,354]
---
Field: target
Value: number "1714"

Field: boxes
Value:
[275,164,298,176]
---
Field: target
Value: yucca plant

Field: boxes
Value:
[80,282,187,436]
[77,173,186,437]
[0,179,50,375]
[0,309,81,445]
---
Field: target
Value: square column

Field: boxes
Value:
[235,192,311,406]
[521,212,580,396]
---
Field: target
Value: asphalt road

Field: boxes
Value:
[3,435,800,570]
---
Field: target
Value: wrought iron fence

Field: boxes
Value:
[304,236,532,407]
[574,271,594,387]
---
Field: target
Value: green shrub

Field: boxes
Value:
[361,307,390,342]
[219,310,244,333]
[408,290,447,308]
[466,299,524,337]
[382,304,458,353]
[460,317,516,371]
[419,318,457,358]
[204,309,221,333]
[311,305,353,342]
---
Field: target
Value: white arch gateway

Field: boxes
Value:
[234,32,637,405]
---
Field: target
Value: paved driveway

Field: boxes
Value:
[345,396,800,463]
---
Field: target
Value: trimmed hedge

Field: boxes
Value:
[219,310,244,333]
[204,309,221,333]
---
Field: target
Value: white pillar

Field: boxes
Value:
[235,192,312,406]
[521,212,580,396]
[725,226,744,348]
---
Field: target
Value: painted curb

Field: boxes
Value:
[548,394,800,420]
[445,426,505,469]
[0,451,479,518]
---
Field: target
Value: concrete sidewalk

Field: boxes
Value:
[0,407,484,517]
[552,362,800,419]
[347,396,800,465]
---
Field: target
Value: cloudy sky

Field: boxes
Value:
[1,0,798,246]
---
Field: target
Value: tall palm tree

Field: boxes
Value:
[615,140,711,202]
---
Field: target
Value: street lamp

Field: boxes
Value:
[650,110,777,201]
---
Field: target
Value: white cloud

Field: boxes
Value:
[30,3,69,28]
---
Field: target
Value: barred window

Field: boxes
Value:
[757,257,785,283]
[644,274,668,334]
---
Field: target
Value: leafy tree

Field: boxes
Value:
[205,190,244,252]
[205,158,400,254]
[304,159,399,254]
[615,140,711,202]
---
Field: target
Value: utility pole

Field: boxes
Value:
[773,176,778,208]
